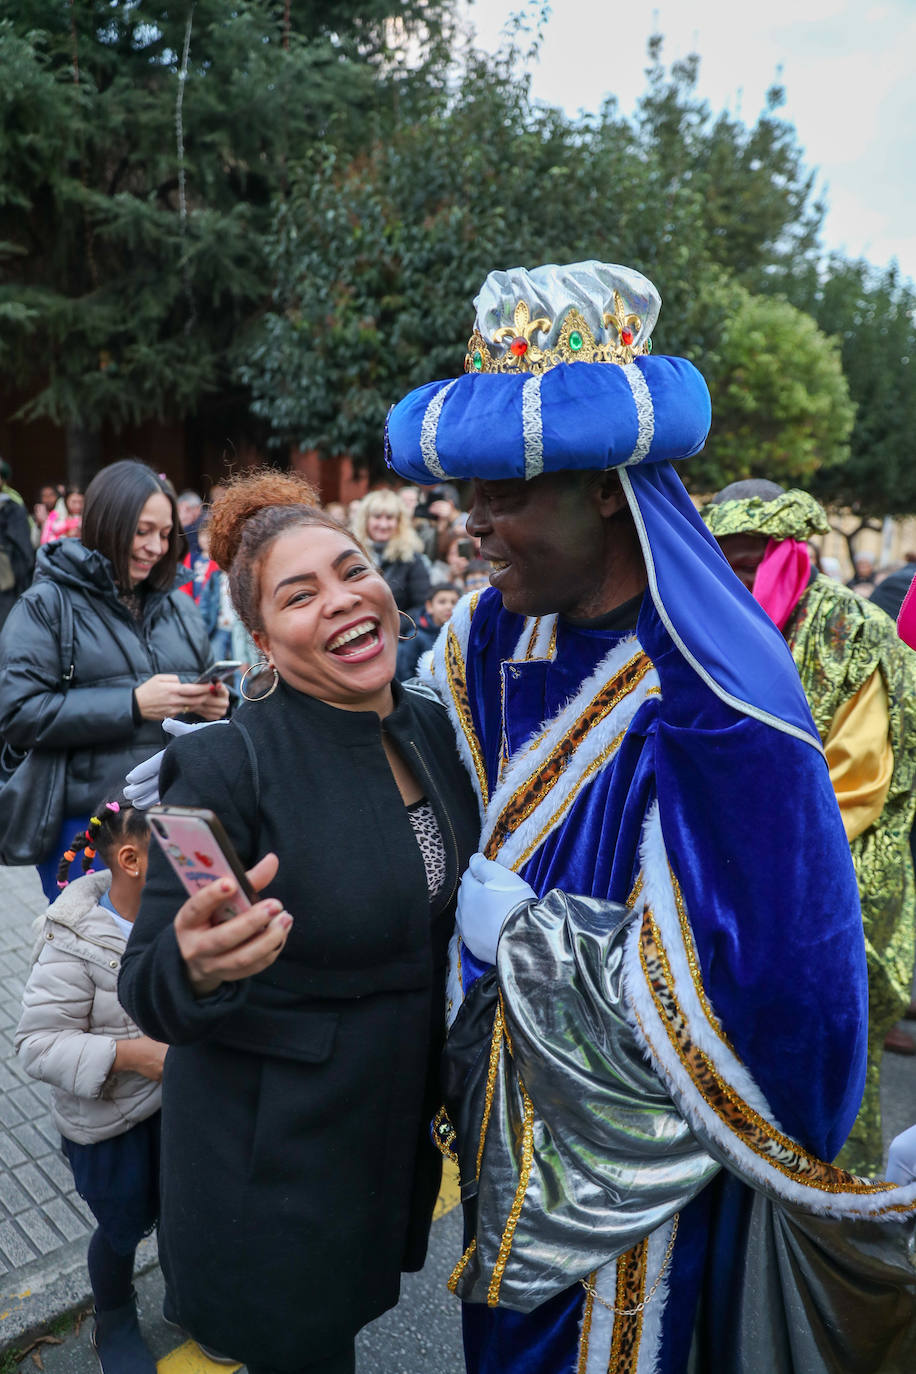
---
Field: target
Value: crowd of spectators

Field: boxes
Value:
[345,482,489,679]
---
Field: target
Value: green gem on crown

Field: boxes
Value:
[568,331,583,352]
[473,350,483,371]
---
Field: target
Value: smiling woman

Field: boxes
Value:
[117,470,479,1374]
[0,459,226,900]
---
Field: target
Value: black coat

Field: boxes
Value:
[395,608,439,680]
[870,564,916,621]
[118,680,479,1370]
[0,495,35,631]
[378,551,431,612]
[0,540,212,815]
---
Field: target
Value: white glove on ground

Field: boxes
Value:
[456,852,536,965]
[123,718,227,809]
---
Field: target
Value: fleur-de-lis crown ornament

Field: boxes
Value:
[464,261,660,375]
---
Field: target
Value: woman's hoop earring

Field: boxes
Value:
[398,612,418,642]
[239,661,280,702]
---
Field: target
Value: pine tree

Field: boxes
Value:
[0,0,452,483]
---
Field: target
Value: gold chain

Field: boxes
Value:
[580,1212,679,1316]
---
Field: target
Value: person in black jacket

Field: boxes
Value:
[395,583,460,679]
[0,468,35,630]
[352,487,431,611]
[0,461,227,900]
[118,471,479,1374]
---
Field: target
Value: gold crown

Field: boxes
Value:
[464,294,653,375]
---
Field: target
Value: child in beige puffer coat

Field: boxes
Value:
[16,798,164,1374]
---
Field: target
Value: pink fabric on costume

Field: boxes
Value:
[897,576,916,650]
[751,537,812,631]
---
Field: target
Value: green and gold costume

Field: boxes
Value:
[705,491,916,1175]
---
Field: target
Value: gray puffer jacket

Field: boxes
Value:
[16,870,162,1144]
[0,539,212,814]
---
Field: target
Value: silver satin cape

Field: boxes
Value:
[443,891,916,1374]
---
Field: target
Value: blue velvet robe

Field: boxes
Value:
[445,586,868,1374]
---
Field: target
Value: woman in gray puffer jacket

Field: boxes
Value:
[0,461,228,899]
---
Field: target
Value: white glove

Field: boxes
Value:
[123,717,227,809]
[887,1123,916,1185]
[456,853,536,965]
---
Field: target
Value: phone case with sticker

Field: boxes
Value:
[148,805,255,922]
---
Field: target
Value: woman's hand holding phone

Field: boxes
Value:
[195,682,231,721]
[174,852,292,997]
[135,674,230,722]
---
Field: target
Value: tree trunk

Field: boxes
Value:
[66,425,101,489]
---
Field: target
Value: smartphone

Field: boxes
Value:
[457,539,474,558]
[195,660,243,685]
[148,805,254,922]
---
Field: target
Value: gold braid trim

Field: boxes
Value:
[512,695,659,873]
[638,906,903,1200]
[445,621,489,808]
[669,866,740,1059]
[607,1242,648,1373]
[484,651,652,861]
[486,1073,535,1307]
[575,1277,596,1374]
[474,1000,505,1183]
[448,1238,477,1294]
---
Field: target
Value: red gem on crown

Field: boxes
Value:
[620,328,635,346]
[509,337,529,357]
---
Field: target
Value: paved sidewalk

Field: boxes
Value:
[0,864,124,1352]
[0,859,913,1365]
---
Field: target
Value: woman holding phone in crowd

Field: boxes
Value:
[0,460,228,900]
[118,471,479,1374]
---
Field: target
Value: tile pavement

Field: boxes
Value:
[0,863,162,1354]
[0,866,96,1275]
[0,859,911,1358]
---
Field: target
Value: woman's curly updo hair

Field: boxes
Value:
[208,470,371,635]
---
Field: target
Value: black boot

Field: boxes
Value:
[91,1290,156,1374]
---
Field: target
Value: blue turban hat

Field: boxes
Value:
[385,261,822,749]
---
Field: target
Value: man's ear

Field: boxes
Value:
[593,471,628,519]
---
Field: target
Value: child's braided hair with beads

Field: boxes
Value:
[56,792,151,889]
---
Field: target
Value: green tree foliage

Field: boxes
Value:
[798,258,916,517]
[0,0,451,472]
[689,277,854,491]
[240,39,837,478]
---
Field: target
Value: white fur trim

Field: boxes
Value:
[581,1258,617,1374]
[510,615,559,664]
[636,1215,676,1373]
[638,806,779,1127]
[623,809,916,1220]
[425,591,487,815]
[576,1216,674,1374]
[481,635,658,871]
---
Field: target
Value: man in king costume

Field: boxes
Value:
[386,262,916,1373]
[703,480,916,1177]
